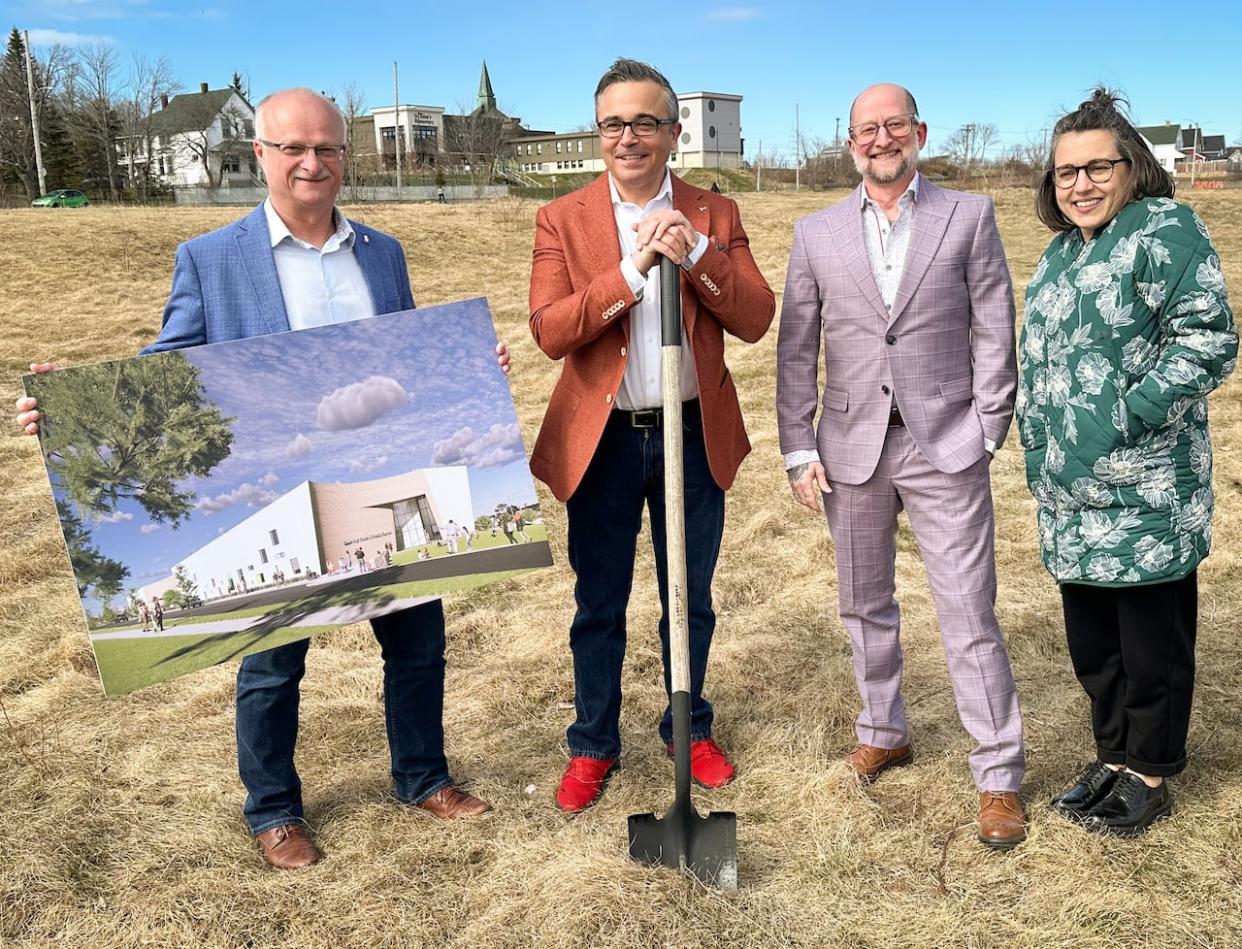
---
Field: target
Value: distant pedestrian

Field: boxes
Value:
[152,597,164,632]
[514,509,529,543]
[138,599,150,631]
[710,180,720,193]
[354,546,366,572]
[437,186,446,204]
[501,516,517,545]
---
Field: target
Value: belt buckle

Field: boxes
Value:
[630,408,660,428]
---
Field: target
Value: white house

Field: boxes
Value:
[1137,123,1187,173]
[125,83,258,188]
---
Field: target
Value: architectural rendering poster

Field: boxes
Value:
[26,298,553,697]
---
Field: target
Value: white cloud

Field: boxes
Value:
[25,28,114,45]
[315,376,409,431]
[259,471,280,486]
[285,433,313,459]
[348,454,389,474]
[432,423,524,470]
[98,510,134,523]
[706,6,760,20]
[196,481,279,515]
[139,524,161,535]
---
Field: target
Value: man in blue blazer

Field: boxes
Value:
[17,87,507,869]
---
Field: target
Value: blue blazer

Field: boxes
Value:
[143,203,415,354]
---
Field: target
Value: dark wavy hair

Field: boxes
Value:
[1035,87,1175,232]
[594,58,679,121]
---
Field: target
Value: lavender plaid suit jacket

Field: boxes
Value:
[776,180,1016,485]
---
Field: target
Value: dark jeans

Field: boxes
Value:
[564,401,725,759]
[236,599,452,834]
[1061,571,1197,777]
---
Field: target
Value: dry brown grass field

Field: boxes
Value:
[2,188,1240,948]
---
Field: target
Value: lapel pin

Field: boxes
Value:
[698,206,707,212]
[362,234,370,244]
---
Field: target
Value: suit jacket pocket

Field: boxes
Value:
[824,386,849,412]
[938,376,973,404]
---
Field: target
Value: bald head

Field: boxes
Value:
[254,87,346,143]
[849,83,919,127]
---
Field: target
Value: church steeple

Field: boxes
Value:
[477,60,496,111]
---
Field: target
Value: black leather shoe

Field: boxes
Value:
[1084,772,1172,837]
[1050,761,1119,822]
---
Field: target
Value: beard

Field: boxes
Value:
[853,145,919,184]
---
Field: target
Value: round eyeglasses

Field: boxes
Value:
[1050,157,1130,189]
[848,114,918,146]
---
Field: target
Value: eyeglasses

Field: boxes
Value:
[596,116,676,139]
[259,139,347,162]
[1050,157,1130,189]
[848,113,918,146]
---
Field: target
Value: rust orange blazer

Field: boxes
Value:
[528,173,775,502]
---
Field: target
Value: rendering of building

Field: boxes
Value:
[140,467,472,604]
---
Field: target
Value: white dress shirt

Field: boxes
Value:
[611,170,709,410]
[264,199,375,331]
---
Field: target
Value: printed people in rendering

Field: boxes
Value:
[528,58,774,811]
[775,83,1027,848]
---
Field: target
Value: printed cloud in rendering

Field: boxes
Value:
[315,375,409,431]
[432,423,524,469]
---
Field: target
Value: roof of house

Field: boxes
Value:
[1137,124,1179,146]
[150,88,249,136]
[1202,134,1226,153]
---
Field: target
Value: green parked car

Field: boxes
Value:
[32,189,89,208]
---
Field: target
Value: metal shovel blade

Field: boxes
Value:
[628,805,738,890]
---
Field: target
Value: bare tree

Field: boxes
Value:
[338,81,367,194]
[117,54,177,201]
[68,43,122,200]
[446,99,509,195]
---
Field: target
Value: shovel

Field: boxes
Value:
[627,255,739,891]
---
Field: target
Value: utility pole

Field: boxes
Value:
[834,117,840,148]
[755,139,762,192]
[393,61,402,192]
[23,30,47,196]
[795,104,801,192]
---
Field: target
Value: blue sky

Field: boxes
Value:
[10,1,1241,162]
[61,298,537,605]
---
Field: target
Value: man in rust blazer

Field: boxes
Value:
[528,59,774,812]
[776,83,1027,848]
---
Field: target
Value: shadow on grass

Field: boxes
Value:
[153,583,397,667]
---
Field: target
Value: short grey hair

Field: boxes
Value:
[254,87,346,141]
[594,58,679,120]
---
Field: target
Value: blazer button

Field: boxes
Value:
[621,346,627,357]
[881,385,891,395]
[602,313,610,320]
[605,393,613,404]
[886,334,896,345]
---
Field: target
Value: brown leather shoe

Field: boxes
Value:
[846,743,913,783]
[978,791,1026,849]
[416,785,493,819]
[255,823,321,870]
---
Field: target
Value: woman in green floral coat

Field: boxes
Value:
[1016,90,1236,837]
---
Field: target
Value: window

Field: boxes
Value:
[291,558,301,573]
[709,126,716,139]
[577,140,583,153]
[537,143,543,154]
[555,142,562,153]
[259,548,268,564]
[269,529,280,545]
[382,127,396,141]
[708,99,716,112]
[681,106,690,119]
[222,155,241,173]
[526,143,532,155]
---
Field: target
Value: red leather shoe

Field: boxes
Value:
[556,756,617,813]
[665,738,736,788]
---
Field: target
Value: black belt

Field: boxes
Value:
[610,398,700,429]
[888,403,905,427]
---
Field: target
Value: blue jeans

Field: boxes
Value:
[236,599,452,835]
[564,401,726,760]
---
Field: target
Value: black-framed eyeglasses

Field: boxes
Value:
[259,139,347,162]
[1050,157,1130,189]
[848,113,918,146]
[596,116,676,139]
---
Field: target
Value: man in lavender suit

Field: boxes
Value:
[776,83,1026,848]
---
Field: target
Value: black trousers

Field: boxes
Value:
[1060,571,1197,777]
